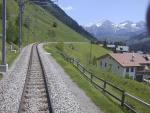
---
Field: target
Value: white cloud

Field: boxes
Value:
[61,6,73,11]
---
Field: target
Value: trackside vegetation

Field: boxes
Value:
[44,43,150,113]
[44,44,125,113]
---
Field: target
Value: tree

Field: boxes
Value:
[103,40,107,48]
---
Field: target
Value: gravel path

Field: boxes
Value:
[38,44,103,113]
[0,45,32,113]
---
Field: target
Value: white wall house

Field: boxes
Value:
[116,46,129,53]
[97,53,150,80]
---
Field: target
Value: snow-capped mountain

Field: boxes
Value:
[83,20,146,41]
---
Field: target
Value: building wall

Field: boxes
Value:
[98,56,136,79]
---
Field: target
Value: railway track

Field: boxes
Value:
[18,44,52,113]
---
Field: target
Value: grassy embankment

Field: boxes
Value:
[44,43,150,113]
[44,43,125,113]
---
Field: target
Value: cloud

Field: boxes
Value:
[61,6,73,11]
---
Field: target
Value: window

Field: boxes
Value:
[131,67,134,72]
[118,66,120,69]
[126,67,129,72]
[105,63,107,67]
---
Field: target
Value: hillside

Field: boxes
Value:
[127,32,150,53]
[0,0,90,65]
[0,0,89,44]
[33,0,97,42]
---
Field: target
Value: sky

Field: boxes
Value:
[58,0,150,25]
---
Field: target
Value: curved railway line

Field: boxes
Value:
[18,44,53,113]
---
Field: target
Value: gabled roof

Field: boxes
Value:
[98,53,150,67]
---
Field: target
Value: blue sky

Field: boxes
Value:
[58,0,150,25]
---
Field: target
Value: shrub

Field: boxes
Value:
[52,22,57,28]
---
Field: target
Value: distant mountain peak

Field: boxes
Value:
[120,20,133,24]
[85,20,145,28]
[83,20,146,41]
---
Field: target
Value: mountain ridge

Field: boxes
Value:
[32,0,97,41]
[83,20,146,41]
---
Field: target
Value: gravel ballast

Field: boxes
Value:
[38,44,103,113]
[0,45,32,113]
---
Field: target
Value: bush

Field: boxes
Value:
[52,22,57,28]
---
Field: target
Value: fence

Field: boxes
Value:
[60,52,150,113]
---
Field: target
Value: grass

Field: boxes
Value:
[0,40,19,67]
[44,43,150,113]
[44,45,125,113]
[7,47,19,67]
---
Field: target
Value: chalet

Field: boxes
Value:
[97,53,150,81]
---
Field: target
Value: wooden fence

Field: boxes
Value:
[60,52,150,113]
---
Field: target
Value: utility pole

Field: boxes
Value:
[18,0,24,51]
[89,41,93,64]
[0,0,8,72]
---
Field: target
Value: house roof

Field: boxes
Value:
[98,53,150,67]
